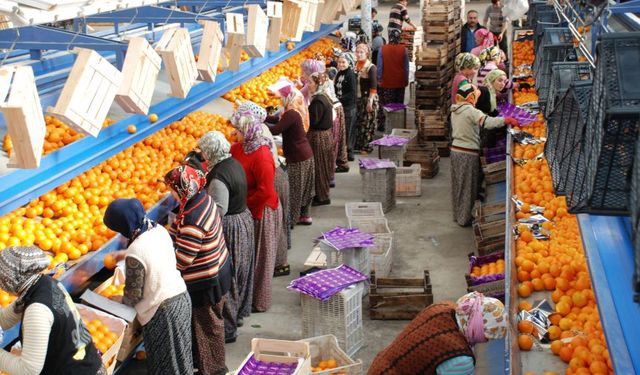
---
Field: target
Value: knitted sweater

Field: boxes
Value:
[368,303,475,375]
[451,102,505,151]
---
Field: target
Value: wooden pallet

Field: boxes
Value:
[369,271,433,320]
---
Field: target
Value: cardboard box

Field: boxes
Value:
[76,304,127,375]
[80,274,143,362]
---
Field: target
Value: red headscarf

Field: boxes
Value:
[164,165,206,219]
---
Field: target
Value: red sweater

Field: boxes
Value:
[230,143,279,220]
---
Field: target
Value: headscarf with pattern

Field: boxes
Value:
[483,69,507,112]
[479,46,502,65]
[310,72,333,97]
[455,292,507,346]
[104,198,156,246]
[456,82,480,105]
[340,31,358,52]
[197,131,231,169]
[278,84,310,132]
[455,52,481,72]
[338,52,356,69]
[474,28,495,49]
[301,59,326,79]
[388,28,402,44]
[164,164,206,219]
[0,246,50,312]
[230,101,273,154]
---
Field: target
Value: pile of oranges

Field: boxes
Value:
[311,358,346,374]
[84,318,119,354]
[222,38,337,107]
[513,39,535,66]
[2,116,115,157]
[470,259,505,278]
[99,283,125,299]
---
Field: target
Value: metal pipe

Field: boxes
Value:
[552,0,596,68]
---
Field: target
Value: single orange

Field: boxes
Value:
[550,340,563,355]
[518,320,535,334]
[518,335,533,351]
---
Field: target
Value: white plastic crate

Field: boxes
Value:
[318,240,370,277]
[234,338,311,374]
[376,144,406,167]
[370,235,393,278]
[301,283,364,357]
[360,168,396,213]
[266,1,283,52]
[390,128,418,141]
[348,216,391,236]
[345,202,384,219]
[395,164,422,197]
[299,335,363,374]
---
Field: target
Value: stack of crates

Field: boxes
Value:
[544,62,593,118]
[346,202,394,278]
[401,26,423,62]
[360,163,396,213]
[317,241,371,278]
[534,28,577,110]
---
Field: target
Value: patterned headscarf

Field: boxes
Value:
[231,101,273,154]
[455,292,507,346]
[455,52,481,72]
[197,131,231,169]
[480,46,502,64]
[338,52,356,69]
[475,28,495,49]
[389,28,402,44]
[104,198,156,246]
[278,84,310,132]
[301,59,326,79]
[340,31,358,52]
[310,72,333,97]
[164,165,206,218]
[484,69,507,112]
[457,82,480,105]
[0,246,50,312]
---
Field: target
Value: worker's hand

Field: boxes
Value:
[498,33,504,42]
[504,117,520,127]
[366,101,374,113]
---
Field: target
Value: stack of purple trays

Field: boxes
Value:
[288,265,368,301]
[483,136,508,164]
[237,356,299,375]
[497,102,538,126]
[322,227,375,251]
[369,135,410,147]
[359,158,397,170]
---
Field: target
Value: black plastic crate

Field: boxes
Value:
[533,10,565,49]
[546,81,592,196]
[527,1,554,27]
[534,28,577,109]
[631,110,640,234]
[568,32,640,214]
[544,62,593,119]
[635,221,640,301]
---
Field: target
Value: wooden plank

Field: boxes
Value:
[196,21,224,82]
[224,13,244,71]
[48,48,122,138]
[0,66,46,169]
[244,4,268,58]
[155,28,198,98]
[282,0,303,40]
[267,1,283,52]
[115,37,161,115]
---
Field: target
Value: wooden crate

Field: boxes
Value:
[420,126,448,138]
[473,201,506,224]
[223,13,245,71]
[0,65,46,169]
[485,169,506,185]
[404,144,440,178]
[77,304,127,375]
[244,4,268,57]
[155,28,198,98]
[473,219,506,256]
[267,1,283,52]
[299,0,323,32]
[115,37,162,115]
[369,270,433,320]
[48,48,122,138]
[320,0,343,23]
[197,21,224,82]
[282,0,304,41]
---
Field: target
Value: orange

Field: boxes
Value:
[548,326,562,340]
[559,346,574,363]
[127,125,137,134]
[555,301,571,316]
[518,320,535,334]
[589,361,608,374]
[104,254,117,270]
[543,277,556,290]
[148,114,158,123]
[518,335,533,351]
[518,284,532,298]
[518,300,533,311]
[550,340,563,355]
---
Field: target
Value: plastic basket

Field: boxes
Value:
[383,104,407,133]
[395,164,422,197]
[345,202,385,218]
[377,145,406,167]
[527,1,553,27]
[360,168,396,213]
[370,235,393,278]
[534,28,577,108]
[318,241,371,277]
[568,32,640,214]
[533,9,564,49]
[301,283,364,357]
[546,81,592,196]
[545,62,593,119]
[299,335,363,374]
[390,128,418,141]
[633,129,640,235]
[348,216,392,236]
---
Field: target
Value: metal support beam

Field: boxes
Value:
[609,0,640,13]
[83,5,222,23]
[0,25,128,68]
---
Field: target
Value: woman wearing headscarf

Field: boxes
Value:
[300,58,327,106]
[450,83,518,226]
[477,47,514,89]
[369,292,507,375]
[196,131,254,343]
[451,53,481,105]
[230,101,282,312]
[476,69,508,117]
[371,21,386,65]
[103,198,192,374]
[307,72,336,207]
[340,31,358,54]
[377,28,409,132]
[334,52,358,161]
[354,42,379,153]
[326,80,349,176]
[470,28,495,57]
[0,246,105,375]
[164,165,232,375]
[267,85,315,225]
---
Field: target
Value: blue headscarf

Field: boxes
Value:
[104,198,156,245]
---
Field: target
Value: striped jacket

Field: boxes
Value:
[169,190,230,292]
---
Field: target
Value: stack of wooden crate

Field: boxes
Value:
[414,0,462,157]
[401,26,423,62]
